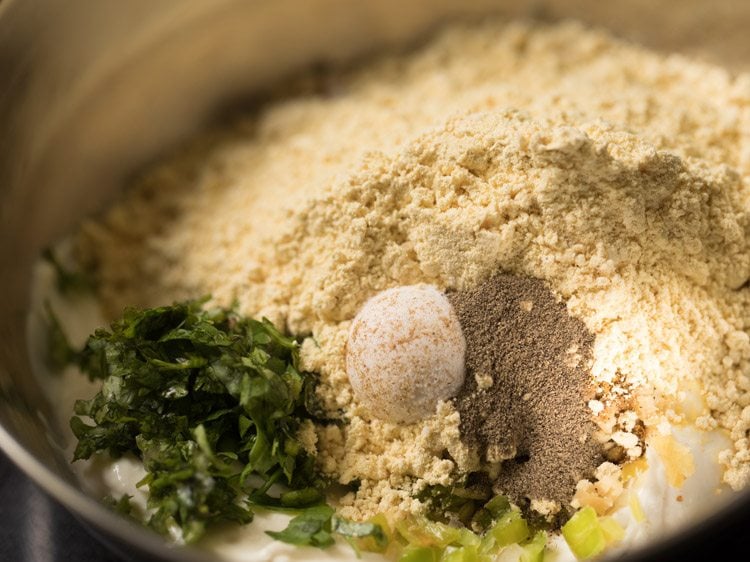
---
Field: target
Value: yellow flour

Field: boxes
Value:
[76,20,750,517]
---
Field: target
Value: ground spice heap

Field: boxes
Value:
[451,273,602,516]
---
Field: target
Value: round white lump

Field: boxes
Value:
[345,285,466,423]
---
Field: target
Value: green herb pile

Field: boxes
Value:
[69,300,328,542]
[55,294,621,559]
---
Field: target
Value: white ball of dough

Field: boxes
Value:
[346,284,466,423]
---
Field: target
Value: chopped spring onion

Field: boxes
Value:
[399,545,442,562]
[486,510,530,547]
[520,531,547,562]
[442,544,481,562]
[561,506,624,560]
[390,499,546,562]
[599,516,625,544]
[396,517,463,549]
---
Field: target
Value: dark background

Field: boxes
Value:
[0,448,745,561]
[0,449,122,562]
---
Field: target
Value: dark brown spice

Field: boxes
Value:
[449,273,602,514]
[603,443,627,464]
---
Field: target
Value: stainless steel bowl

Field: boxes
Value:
[2,1,750,560]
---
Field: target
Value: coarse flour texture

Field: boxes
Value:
[76,21,750,518]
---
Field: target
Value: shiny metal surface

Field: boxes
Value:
[1,1,750,560]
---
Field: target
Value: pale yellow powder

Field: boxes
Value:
[572,462,625,515]
[76,20,750,516]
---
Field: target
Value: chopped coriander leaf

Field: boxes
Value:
[267,506,388,552]
[332,516,388,547]
[280,487,326,507]
[103,494,134,517]
[70,300,322,542]
[266,505,336,547]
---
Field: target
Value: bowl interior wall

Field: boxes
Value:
[1,1,750,560]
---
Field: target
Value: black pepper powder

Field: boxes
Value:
[449,273,603,511]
